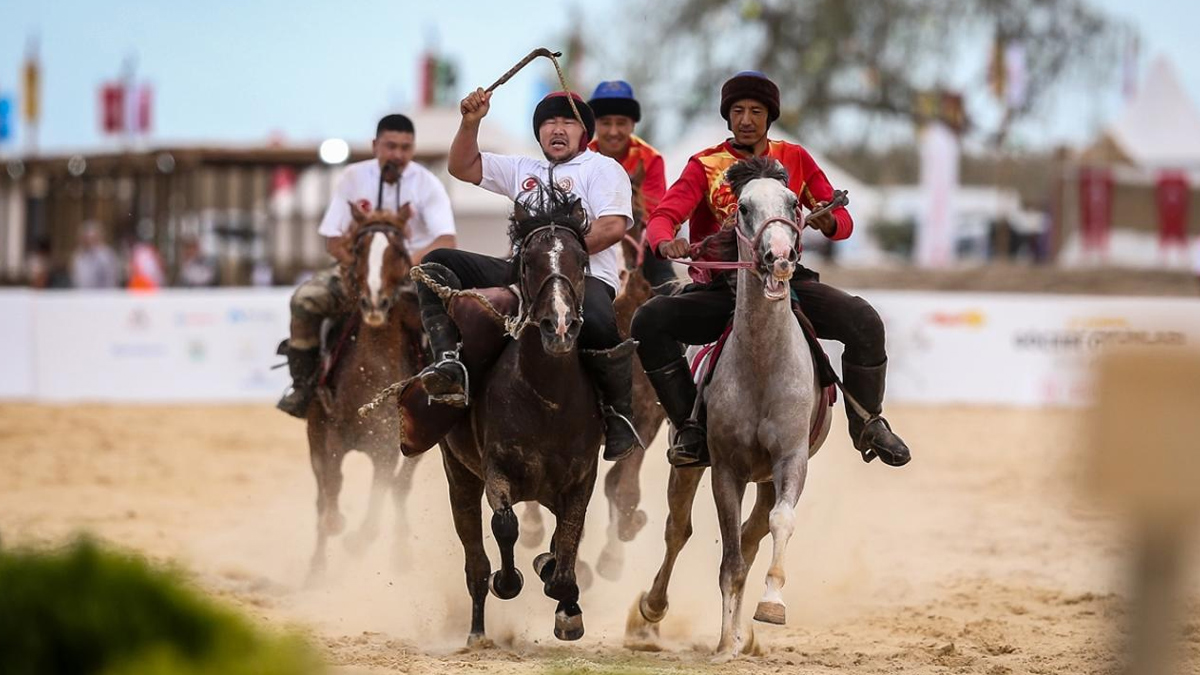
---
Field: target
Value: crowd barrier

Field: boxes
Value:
[1,288,1198,407]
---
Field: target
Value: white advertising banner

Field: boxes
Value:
[29,289,292,402]
[0,290,35,398]
[3,288,1199,407]
[860,291,1200,407]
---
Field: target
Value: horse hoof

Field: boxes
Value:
[596,547,623,581]
[617,509,648,542]
[639,591,667,624]
[624,593,663,651]
[753,600,786,625]
[489,568,523,600]
[533,552,556,582]
[576,560,594,593]
[464,633,494,651]
[554,604,585,641]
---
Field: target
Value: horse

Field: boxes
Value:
[305,202,425,580]
[624,157,834,660]
[517,161,668,580]
[436,182,611,646]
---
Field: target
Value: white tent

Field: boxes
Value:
[1099,56,1200,170]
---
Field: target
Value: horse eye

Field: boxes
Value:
[738,204,749,215]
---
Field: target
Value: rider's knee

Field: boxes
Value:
[630,297,670,343]
[290,284,330,321]
[846,296,885,346]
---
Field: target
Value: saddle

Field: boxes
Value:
[688,301,838,447]
[391,287,520,456]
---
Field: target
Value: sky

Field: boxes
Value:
[0,0,1197,156]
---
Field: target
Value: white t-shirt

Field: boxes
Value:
[317,159,456,252]
[479,149,632,291]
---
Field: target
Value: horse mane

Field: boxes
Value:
[694,157,791,263]
[724,156,789,198]
[507,179,591,247]
[506,179,591,284]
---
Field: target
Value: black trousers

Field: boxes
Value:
[630,273,886,371]
[422,248,620,350]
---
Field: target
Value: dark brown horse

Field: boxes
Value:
[437,183,607,646]
[306,203,425,580]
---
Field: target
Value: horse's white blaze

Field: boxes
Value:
[767,226,793,262]
[367,232,388,306]
[548,238,570,335]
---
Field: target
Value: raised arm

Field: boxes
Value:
[448,88,492,185]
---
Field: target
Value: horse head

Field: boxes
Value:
[726,157,801,302]
[339,201,414,327]
[508,181,591,356]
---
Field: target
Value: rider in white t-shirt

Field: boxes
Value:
[413,88,642,461]
[277,114,458,418]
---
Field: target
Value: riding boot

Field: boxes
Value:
[276,345,320,418]
[644,358,709,468]
[580,340,644,462]
[842,359,911,467]
[415,263,469,407]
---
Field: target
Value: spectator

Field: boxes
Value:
[176,236,217,288]
[26,238,70,289]
[128,229,166,291]
[70,221,120,289]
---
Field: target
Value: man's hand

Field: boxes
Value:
[460,88,492,124]
[806,201,837,238]
[657,237,691,259]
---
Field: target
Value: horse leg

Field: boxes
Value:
[307,420,345,583]
[754,450,809,626]
[598,446,648,581]
[519,502,546,549]
[486,482,524,600]
[740,482,776,572]
[540,479,594,641]
[625,466,705,651]
[713,466,749,661]
[442,448,493,649]
[389,453,423,571]
[344,447,398,556]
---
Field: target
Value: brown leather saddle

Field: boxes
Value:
[392,287,520,456]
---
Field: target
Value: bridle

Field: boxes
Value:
[345,221,414,301]
[506,223,588,337]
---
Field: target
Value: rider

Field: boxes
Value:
[413,87,642,462]
[586,80,675,291]
[277,113,458,418]
[631,71,912,469]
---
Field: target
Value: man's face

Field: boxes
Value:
[728,98,769,148]
[594,115,635,157]
[373,130,415,182]
[538,116,585,162]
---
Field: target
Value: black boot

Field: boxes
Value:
[277,345,320,418]
[580,340,644,462]
[415,264,469,407]
[842,359,911,467]
[644,358,709,467]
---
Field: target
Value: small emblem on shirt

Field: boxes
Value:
[522,176,574,193]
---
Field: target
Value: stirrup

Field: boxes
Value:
[600,405,644,460]
[855,415,908,466]
[421,346,470,407]
[667,422,708,468]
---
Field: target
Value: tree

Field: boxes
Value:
[604,0,1129,147]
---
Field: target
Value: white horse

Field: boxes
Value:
[626,157,833,660]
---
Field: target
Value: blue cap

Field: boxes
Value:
[588,80,641,122]
[591,80,636,100]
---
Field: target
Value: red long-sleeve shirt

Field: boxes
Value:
[588,133,666,222]
[646,139,852,282]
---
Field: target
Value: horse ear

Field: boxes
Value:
[349,200,368,224]
[569,198,586,226]
[513,201,530,222]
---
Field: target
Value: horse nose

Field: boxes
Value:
[378,296,391,310]
[359,297,370,312]
[774,259,794,277]
[763,250,777,265]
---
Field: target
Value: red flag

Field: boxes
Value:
[1078,167,1113,254]
[1156,170,1189,248]
[101,83,125,134]
[133,84,152,133]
